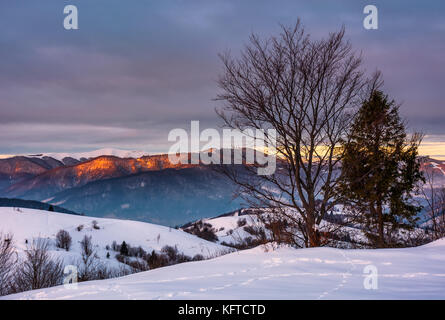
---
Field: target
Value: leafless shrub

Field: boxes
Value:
[11,239,64,293]
[161,245,179,262]
[237,218,247,228]
[127,259,150,273]
[55,229,72,251]
[146,250,169,269]
[183,221,219,242]
[192,254,204,261]
[115,253,127,264]
[0,233,17,296]
[77,235,99,281]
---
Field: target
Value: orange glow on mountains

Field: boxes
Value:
[71,155,198,180]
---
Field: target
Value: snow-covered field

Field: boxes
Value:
[0,207,229,266]
[3,237,445,299]
[2,207,445,300]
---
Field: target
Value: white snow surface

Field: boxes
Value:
[203,214,264,245]
[0,207,229,265]
[3,214,445,300]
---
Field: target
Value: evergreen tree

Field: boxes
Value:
[48,205,54,212]
[120,241,128,256]
[338,91,424,248]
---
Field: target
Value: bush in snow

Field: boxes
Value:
[161,245,194,265]
[92,220,100,230]
[115,254,127,264]
[11,239,64,292]
[237,218,247,228]
[55,229,72,251]
[161,245,178,261]
[192,254,204,261]
[127,259,149,273]
[183,221,219,242]
[0,233,17,296]
[77,235,98,281]
[146,250,169,269]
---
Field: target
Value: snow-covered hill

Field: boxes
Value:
[0,207,230,266]
[3,238,445,300]
[182,211,266,246]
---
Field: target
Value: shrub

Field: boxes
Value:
[146,250,169,269]
[0,233,17,296]
[92,220,100,230]
[127,259,149,272]
[237,218,247,228]
[192,254,204,261]
[12,239,64,292]
[115,254,127,264]
[243,225,266,238]
[161,245,178,262]
[183,221,219,242]
[176,253,192,263]
[55,229,72,251]
[77,235,98,281]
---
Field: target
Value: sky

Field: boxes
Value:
[0,0,444,158]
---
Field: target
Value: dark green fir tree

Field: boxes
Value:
[120,241,129,256]
[338,91,424,248]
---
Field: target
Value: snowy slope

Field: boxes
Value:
[0,207,230,265]
[4,239,445,300]
[199,214,264,245]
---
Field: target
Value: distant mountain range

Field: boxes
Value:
[0,149,242,226]
[1,149,444,226]
[419,156,445,186]
[24,148,150,162]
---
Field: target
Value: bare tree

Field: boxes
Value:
[216,21,381,247]
[12,239,64,292]
[77,235,99,281]
[420,160,445,240]
[55,229,72,251]
[77,235,121,281]
[0,233,17,296]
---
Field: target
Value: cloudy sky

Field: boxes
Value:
[0,0,444,157]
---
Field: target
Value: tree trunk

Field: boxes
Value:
[377,203,385,248]
[306,212,320,247]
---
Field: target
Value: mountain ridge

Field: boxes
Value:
[1,150,444,226]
